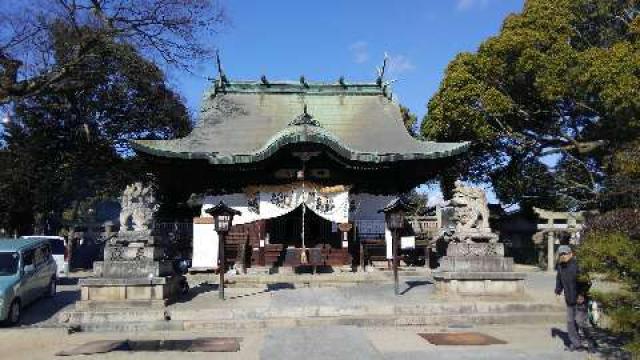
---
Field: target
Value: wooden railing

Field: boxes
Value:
[154,222,193,235]
[354,216,439,241]
[407,216,440,238]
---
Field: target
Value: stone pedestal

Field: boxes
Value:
[77,230,184,310]
[77,276,184,309]
[433,243,526,297]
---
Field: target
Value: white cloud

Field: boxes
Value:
[456,0,490,11]
[349,41,369,64]
[386,54,415,75]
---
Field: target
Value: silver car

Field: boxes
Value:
[0,238,58,325]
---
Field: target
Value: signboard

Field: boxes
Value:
[401,236,416,249]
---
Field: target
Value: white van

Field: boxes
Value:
[20,236,68,277]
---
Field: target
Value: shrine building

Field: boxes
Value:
[132,70,468,271]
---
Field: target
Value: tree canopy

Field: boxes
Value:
[0,0,225,104]
[422,0,640,211]
[0,24,191,234]
[0,0,222,233]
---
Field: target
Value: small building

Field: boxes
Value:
[132,73,467,271]
[490,207,539,265]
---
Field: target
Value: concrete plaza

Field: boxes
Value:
[0,269,629,359]
[0,323,606,359]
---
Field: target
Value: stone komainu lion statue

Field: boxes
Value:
[440,181,497,243]
[449,181,491,232]
[119,182,159,233]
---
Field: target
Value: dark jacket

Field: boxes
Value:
[555,257,589,306]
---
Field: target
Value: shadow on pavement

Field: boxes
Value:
[266,282,295,291]
[400,280,433,295]
[589,327,633,359]
[551,326,632,359]
[175,283,219,303]
[18,289,80,326]
[550,327,571,347]
[57,277,79,286]
[226,283,295,300]
[175,281,297,302]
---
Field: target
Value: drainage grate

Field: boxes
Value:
[418,332,507,346]
[56,338,241,356]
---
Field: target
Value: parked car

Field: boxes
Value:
[21,236,68,277]
[0,238,58,325]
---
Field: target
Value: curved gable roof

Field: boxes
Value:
[132,80,468,164]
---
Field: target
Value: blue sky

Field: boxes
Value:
[170,0,527,205]
[1,0,527,204]
[172,0,525,124]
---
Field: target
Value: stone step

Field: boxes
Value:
[225,281,390,288]
[59,309,168,324]
[59,300,565,333]
[186,274,394,288]
[183,312,566,330]
[75,299,167,310]
[71,311,566,333]
[78,320,184,333]
[169,302,564,321]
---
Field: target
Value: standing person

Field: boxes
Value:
[555,245,592,352]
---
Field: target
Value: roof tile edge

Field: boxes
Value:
[212,79,386,96]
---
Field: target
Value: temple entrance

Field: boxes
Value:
[267,205,340,249]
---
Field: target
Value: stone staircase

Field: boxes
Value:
[56,272,568,333]
[58,298,565,333]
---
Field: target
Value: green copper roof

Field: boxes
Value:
[132,79,468,164]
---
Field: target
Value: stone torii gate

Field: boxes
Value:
[532,208,587,272]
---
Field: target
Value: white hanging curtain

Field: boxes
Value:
[201,182,350,224]
[303,185,350,223]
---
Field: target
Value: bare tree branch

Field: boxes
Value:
[0,0,226,105]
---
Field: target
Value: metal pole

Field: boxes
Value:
[219,231,225,300]
[393,229,399,295]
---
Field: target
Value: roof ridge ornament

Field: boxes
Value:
[300,75,309,88]
[260,75,270,86]
[376,53,388,87]
[289,104,321,127]
[215,50,229,90]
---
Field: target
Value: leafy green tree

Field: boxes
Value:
[580,207,640,353]
[0,24,191,234]
[581,140,640,354]
[421,0,640,352]
[399,105,418,137]
[422,0,640,211]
